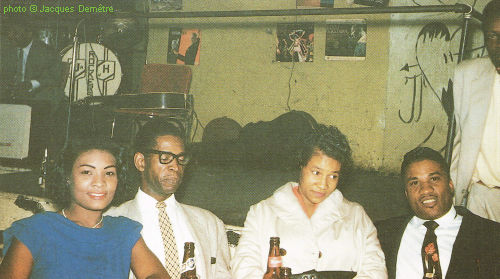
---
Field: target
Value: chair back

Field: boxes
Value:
[140,64,192,94]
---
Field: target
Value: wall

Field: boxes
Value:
[383,0,487,171]
[146,0,487,172]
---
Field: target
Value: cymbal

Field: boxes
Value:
[99,17,143,50]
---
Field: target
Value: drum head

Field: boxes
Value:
[61,43,122,100]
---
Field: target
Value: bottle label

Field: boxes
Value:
[181,257,196,273]
[267,256,282,268]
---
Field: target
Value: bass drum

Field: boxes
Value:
[61,43,122,100]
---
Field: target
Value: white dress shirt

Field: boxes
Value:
[136,188,207,277]
[395,207,463,279]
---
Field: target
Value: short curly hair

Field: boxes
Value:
[49,137,127,209]
[400,147,450,181]
[133,118,186,154]
[298,124,353,187]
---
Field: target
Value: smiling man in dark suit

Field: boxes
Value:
[376,147,499,279]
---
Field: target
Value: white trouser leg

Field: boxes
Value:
[467,182,500,222]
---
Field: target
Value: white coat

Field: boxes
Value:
[451,57,497,205]
[231,182,387,279]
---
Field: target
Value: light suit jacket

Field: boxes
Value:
[106,195,232,279]
[450,58,497,205]
[231,182,387,279]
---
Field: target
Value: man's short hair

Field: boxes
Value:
[482,0,500,32]
[133,119,185,153]
[400,147,450,180]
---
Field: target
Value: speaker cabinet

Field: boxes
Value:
[0,104,31,159]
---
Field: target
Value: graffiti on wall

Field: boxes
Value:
[396,3,486,148]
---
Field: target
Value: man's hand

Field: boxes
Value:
[11,81,32,99]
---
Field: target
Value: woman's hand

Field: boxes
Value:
[131,237,171,279]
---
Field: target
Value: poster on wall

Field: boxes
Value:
[296,0,334,8]
[167,28,201,65]
[149,0,182,11]
[325,19,366,61]
[275,23,314,63]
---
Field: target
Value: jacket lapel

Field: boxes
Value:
[463,63,496,152]
[24,41,39,80]
[127,198,143,223]
[105,197,143,223]
[179,204,210,278]
[387,216,411,279]
[446,208,476,277]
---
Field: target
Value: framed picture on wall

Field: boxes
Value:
[275,23,314,63]
[149,0,182,11]
[296,0,334,8]
[167,28,201,65]
[325,19,366,61]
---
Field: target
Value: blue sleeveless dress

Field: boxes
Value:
[3,212,142,279]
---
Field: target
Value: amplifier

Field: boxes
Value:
[0,104,31,159]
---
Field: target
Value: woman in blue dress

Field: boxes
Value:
[0,138,170,279]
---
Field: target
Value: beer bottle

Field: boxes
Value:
[280,267,292,279]
[180,242,197,279]
[263,237,282,279]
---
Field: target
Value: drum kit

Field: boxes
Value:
[0,15,192,194]
[60,42,122,101]
[55,17,142,100]
[51,17,193,143]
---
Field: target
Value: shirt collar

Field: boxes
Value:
[20,40,33,53]
[410,206,457,228]
[137,187,177,210]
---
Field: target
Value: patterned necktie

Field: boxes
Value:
[156,201,181,279]
[422,221,442,279]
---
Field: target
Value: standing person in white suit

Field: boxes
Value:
[451,0,500,222]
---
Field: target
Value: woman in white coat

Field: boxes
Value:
[231,124,387,279]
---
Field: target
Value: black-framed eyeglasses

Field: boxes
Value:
[143,149,191,165]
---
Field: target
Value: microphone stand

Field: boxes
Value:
[41,19,85,198]
[62,18,85,151]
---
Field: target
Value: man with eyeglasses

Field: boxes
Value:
[451,0,500,222]
[107,119,232,279]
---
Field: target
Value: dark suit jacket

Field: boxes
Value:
[177,40,199,65]
[376,207,500,279]
[0,40,62,105]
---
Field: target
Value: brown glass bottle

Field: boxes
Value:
[279,267,292,279]
[180,242,197,279]
[263,237,282,279]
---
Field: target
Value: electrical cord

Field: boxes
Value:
[285,2,300,112]
[190,110,205,142]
